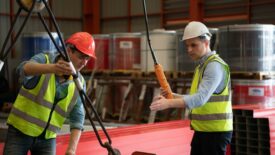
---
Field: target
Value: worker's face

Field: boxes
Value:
[68,47,90,71]
[184,37,209,61]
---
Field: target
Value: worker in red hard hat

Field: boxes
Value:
[4,32,96,155]
[150,21,232,155]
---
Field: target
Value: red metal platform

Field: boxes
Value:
[232,104,275,155]
[2,104,275,154]
[0,120,193,155]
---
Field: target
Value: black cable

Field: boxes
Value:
[41,0,69,61]
[37,12,64,57]
[41,0,120,154]
[2,2,35,61]
[142,0,158,65]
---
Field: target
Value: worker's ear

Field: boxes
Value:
[204,39,210,47]
[66,46,73,54]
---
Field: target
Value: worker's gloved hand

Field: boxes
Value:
[150,95,170,111]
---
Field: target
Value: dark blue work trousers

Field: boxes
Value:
[3,125,56,155]
[191,131,232,155]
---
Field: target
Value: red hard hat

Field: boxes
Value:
[66,32,96,59]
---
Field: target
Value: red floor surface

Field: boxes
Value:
[0,120,193,155]
[56,120,193,155]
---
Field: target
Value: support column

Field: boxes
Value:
[83,0,100,34]
[189,0,203,21]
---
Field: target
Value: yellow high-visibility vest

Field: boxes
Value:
[190,54,233,132]
[8,54,82,139]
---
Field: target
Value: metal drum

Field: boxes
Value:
[176,28,218,72]
[110,33,141,70]
[86,34,110,70]
[141,29,176,72]
[232,80,275,105]
[21,32,61,60]
[218,24,275,72]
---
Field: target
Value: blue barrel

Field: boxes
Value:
[21,32,62,60]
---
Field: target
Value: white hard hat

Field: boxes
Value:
[182,21,212,41]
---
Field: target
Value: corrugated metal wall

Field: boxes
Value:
[131,0,161,32]
[0,0,83,43]
[163,0,190,29]
[0,0,83,90]
[204,0,248,27]
[251,1,275,24]
[101,0,161,33]
[1,0,275,90]
[52,0,82,38]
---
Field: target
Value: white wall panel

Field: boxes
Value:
[0,0,10,13]
[131,17,161,32]
[52,0,82,18]
[57,21,83,39]
[102,0,128,17]
[131,0,161,15]
[102,20,128,33]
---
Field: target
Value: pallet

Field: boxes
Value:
[175,71,275,80]
[141,71,176,79]
[231,72,275,80]
[84,70,275,80]
[109,70,141,77]
[176,71,194,79]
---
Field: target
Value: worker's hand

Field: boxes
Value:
[53,60,73,76]
[150,95,170,111]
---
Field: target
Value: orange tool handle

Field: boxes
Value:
[154,64,173,99]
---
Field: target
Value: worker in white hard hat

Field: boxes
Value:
[4,32,96,155]
[150,21,233,155]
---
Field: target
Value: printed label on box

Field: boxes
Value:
[248,87,264,96]
[120,41,133,49]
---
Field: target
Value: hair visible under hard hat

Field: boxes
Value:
[182,21,212,41]
[199,33,211,41]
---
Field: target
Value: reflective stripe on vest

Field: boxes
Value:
[191,113,233,121]
[8,54,80,138]
[207,95,230,102]
[12,83,79,134]
[190,54,233,132]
